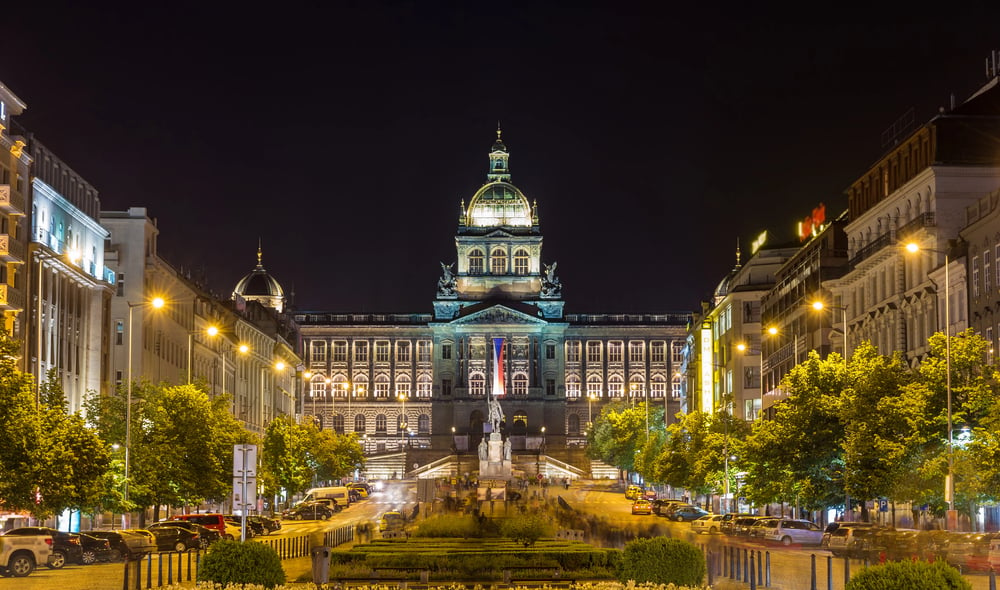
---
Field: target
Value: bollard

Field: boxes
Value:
[757,549,762,586]
[146,552,152,588]
[311,545,331,586]
[810,554,816,590]
[844,555,850,587]
[765,550,771,587]
[826,555,832,590]
[749,552,756,590]
[989,569,996,590]
[122,556,130,590]
[743,548,749,583]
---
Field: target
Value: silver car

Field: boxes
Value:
[764,519,823,546]
[690,514,725,534]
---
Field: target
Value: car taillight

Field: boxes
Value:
[45,538,53,547]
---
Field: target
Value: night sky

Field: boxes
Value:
[3,7,998,314]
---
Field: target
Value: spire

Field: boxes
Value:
[734,237,742,268]
[487,124,510,182]
[257,238,264,267]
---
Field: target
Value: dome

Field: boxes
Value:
[233,245,285,312]
[466,182,532,227]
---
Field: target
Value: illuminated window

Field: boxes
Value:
[587,375,602,398]
[650,375,667,398]
[396,375,411,398]
[566,375,581,398]
[396,341,411,363]
[586,342,602,363]
[973,256,980,298]
[671,374,682,398]
[566,341,581,362]
[354,341,368,363]
[441,343,452,359]
[629,341,644,363]
[469,249,484,274]
[671,341,684,365]
[331,414,344,433]
[354,414,365,432]
[629,379,644,399]
[986,250,992,293]
[417,340,431,362]
[417,375,432,398]
[512,373,528,396]
[310,376,326,398]
[608,341,623,363]
[469,372,485,396]
[608,375,624,398]
[375,341,390,362]
[375,414,387,433]
[332,341,347,363]
[332,374,348,397]
[513,249,530,274]
[650,342,665,363]
[512,412,528,428]
[353,376,368,397]
[397,414,407,432]
[490,247,507,274]
[374,374,390,398]
[311,341,326,363]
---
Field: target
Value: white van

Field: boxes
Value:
[298,486,351,507]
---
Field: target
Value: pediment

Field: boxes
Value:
[450,303,549,326]
[484,229,514,239]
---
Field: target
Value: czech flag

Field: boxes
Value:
[492,337,505,396]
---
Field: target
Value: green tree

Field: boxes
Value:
[0,335,43,513]
[312,429,365,483]
[260,414,315,503]
[588,400,646,473]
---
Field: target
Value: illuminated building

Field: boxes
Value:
[0,81,29,345]
[293,131,690,478]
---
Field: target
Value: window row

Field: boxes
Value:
[309,373,433,398]
[317,413,431,435]
[564,340,680,364]
[310,340,432,363]
[467,372,529,396]
[467,247,531,275]
[564,374,683,399]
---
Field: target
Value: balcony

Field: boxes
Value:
[0,185,25,215]
[0,234,24,263]
[0,284,25,312]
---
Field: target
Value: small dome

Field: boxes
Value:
[233,245,285,312]
[466,182,532,227]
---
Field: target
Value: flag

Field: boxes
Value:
[492,337,505,396]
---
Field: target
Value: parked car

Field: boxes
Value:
[158,521,220,548]
[144,524,201,552]
[653,500,690,517]
[671,506,710,522]
[347,482,371,498]
[84,530,155,560]
[763,519,824,546]
[944,532,999,572]
[731,516,769,537]
[0,530,52,577]
[378,510,405,532]
[283,501,334,520]
[225,515,261,537]
[691,514,725,534]
[78,533,114,564]
[643,489,658,500]
[820,521,876,549]
[827,525,881,558]
[631,499,653,515]
[719,513,754,536]
[748,517,780,540]
[248,515,281,535]
[168,513,228,537]
[2,527,83,569]
[624,485,643,500]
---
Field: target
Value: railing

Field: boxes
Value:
[849,231,895,269]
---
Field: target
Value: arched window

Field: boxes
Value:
[354,375,369,398]
[629,377,645,400]
[651,374,667,398]
[566,375,581,398]
[375,414,387,432]
[608,375,624,398]
[354,414,366,433]
[587,375,602,398]
[490,247,507,274]
[397,413,408,432]
[469,249,485,274]
[568,414,580,435]
[332,374,348,398]
[416,375,432,398]
[374,374,390,398]
[512,411,527,429]
[418,414,430,434]
[310,375,326,398]
[331,414,344,433]
[513,249,530,275]
[670,374,682,399]
[512,372,528,396]
[470,372,486,396]
[396,374,411,399]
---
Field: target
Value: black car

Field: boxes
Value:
[78,533,114,564]
[248,515,281,535]
[283,501,334,520]
[3,527,83,568]
[146,523,205,551]
[84,530,156,560]
[224,515,261,537]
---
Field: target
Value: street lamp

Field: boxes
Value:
[398,391,408,448]
[810,300,850,361]
[187,325,219,384]
[124,296,165,523]
[587,390,597,428]
[905,242,956,525]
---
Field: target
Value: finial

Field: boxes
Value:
[735,238,742,267]
[257,238,263,266]
[497,121,502,140]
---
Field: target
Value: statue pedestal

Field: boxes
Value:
[478,433,512,480]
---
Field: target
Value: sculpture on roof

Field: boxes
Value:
[541,261,562,297]
[437,262,457,297]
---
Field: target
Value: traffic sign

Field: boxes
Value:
[233,476,257,510]
[233,444,257,476]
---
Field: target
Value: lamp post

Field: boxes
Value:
[905,242,956,527]
[811,299,851,516]
[187,325,219,384]
[124,296,165,524]
[398,392,408,449]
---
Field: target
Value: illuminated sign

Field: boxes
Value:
[750,231,768,254]
[700,324,713,414]
[0,100,6,123]
[798,203,827,242]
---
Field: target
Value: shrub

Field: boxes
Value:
[845,560,971,590]
[500,513,554,547]
[197,540,286,588]
[413,514,482,537]
[618,537,705,586]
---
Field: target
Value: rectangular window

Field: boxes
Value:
[608,341,623,363]
[441,343,452,360]
[671,341,684,365]
[115,370,123,388]
[586,341,602,363]
[566,341,581,362]
[354,341,369,363]
[628,341,644,363]
[546,378,555,396]
[973,256,981,298]
[115,320,124,345]
[311,341,327,363]
[650,341,666,363]
[116,273,125,297]
[545,343,556,360]
[441,379,452,396]
[417,340,431,362]
[396,341,411,363]
[986,250,992,293]
[417,378,432,398]
[332,341,347,362]
[375,341,390,362]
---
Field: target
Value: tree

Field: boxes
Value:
[260,414,315,503]
[587,400,647,473]
[311,429,365,483]
[0,335,44,513]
